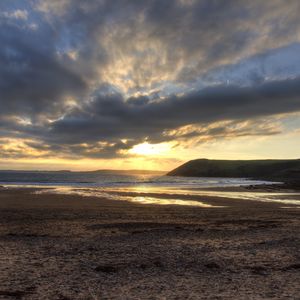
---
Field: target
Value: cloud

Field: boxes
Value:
[1,0,300,161]
[1,9,28,20]
[201,43,300,86]
[33,0,300,92]
[0,9,86,120]
[0,75,295,159]
[46,76,300,143]
[165,119,282,143]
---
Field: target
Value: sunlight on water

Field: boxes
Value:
[34,186,220,207]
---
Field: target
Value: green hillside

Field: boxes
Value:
[167,159,300,180]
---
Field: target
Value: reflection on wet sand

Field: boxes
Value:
[35,186,219,207]
[123,196,216,207]
[32,185,300,208]
[114,185,300,205]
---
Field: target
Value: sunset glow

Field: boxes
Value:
[0,1,300,171]
[129,142,172,156]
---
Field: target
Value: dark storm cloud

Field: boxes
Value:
[43,76,300,150]
[0,11,86,119]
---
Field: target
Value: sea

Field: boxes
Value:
[1,170,300,207]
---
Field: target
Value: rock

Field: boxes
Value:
[153,259,164,268]
[283,263,300,271]
[248,266,268,275]
[94,265,118,273]
[205,262,220,269]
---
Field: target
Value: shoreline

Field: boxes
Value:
[2,183,300,208]
[0,187,299,299]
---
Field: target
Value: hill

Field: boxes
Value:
[167,159,300,181]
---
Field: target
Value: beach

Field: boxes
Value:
[2,0,300,298]
[0,186,299,299]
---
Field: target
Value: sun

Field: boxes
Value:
[129,142,170,156]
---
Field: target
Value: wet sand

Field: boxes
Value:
[0,187,299,299]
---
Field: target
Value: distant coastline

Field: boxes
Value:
[167,159,300,187]
[0,169,165,175]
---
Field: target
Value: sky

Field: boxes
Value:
[1,0,300,171]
